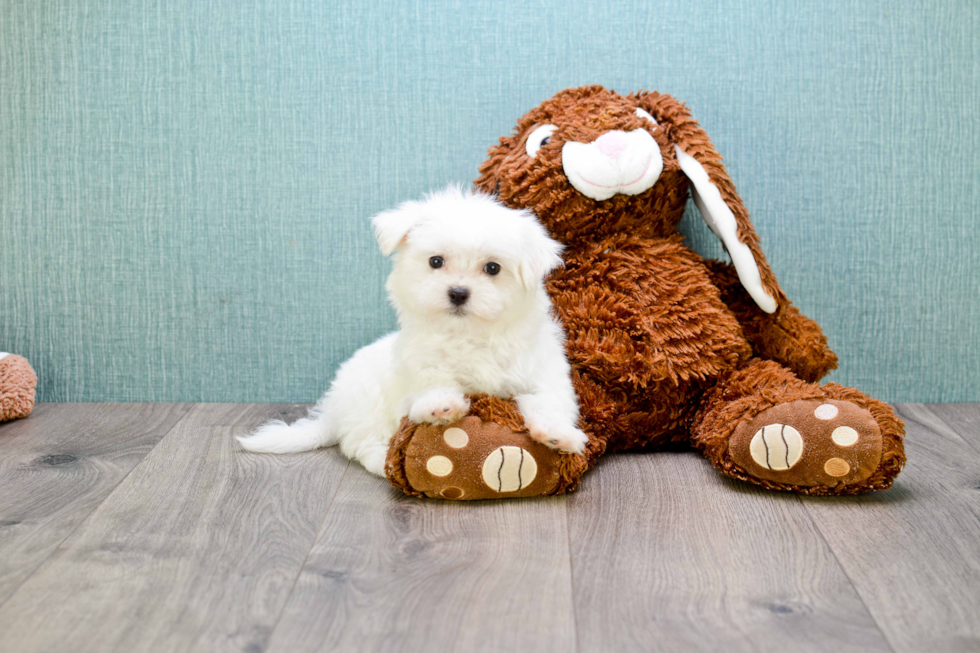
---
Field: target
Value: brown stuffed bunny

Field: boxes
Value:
[0,352,37,423]
[386,86,905,499]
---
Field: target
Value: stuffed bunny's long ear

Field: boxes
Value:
[639,93,785,314]
[675,148,777,313]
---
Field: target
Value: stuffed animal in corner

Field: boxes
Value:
[386,85,905,499]
[0,352,37,423]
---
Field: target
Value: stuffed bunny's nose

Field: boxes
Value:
[594,131,630,161]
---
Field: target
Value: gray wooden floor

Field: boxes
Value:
[0,403,978,653]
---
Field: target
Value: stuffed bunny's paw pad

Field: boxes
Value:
[729,399,883,488]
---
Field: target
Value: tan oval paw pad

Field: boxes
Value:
[814,403,839,420]
[443,427,469,448]
[824,458,850,477]
[440,486,464,499]
[831,426,859,447]
[426,455,453,477]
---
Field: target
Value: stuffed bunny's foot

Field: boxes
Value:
[386,415,568,500]
[728,399,883,488]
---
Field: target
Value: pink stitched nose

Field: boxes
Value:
[594,131,629,160]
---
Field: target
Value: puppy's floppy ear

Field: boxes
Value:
[636,92,785,314]
[371,200,425,256]
[517,214,564,289]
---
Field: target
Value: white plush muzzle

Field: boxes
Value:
[561,129,664,201]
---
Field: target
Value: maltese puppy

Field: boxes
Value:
[238,185,588,475]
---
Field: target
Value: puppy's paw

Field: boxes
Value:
[409,389,471,425]
[526,420,589,454]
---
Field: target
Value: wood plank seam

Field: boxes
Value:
[262,459,352,650]
[0,403,194,611]
[564,500,581,653]
[0,403,353,653]
[902,404,975,450]
[802,403,980,652]
[931,404,980,457]
[793,493,898,653]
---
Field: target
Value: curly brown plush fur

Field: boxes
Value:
[387,86,904,497]
[0,354,37,423]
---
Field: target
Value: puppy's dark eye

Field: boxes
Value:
[429,256,444,269]
[484,262,501,276]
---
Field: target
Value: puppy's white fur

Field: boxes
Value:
[237,185,587,475]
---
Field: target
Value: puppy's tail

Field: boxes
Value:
[237,409,339,454]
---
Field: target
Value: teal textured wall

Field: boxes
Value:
[1,0,977,402]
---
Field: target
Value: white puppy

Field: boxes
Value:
[237,185,588,475]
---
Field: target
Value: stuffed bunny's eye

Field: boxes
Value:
[636,107,658,127]
[526,125,558,158]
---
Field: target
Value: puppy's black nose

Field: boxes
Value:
[448,287,470,306]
